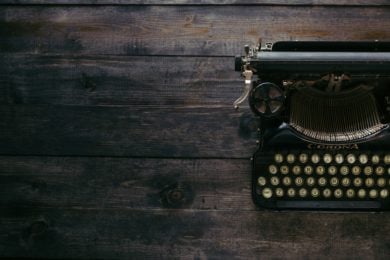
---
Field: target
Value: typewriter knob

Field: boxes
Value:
[249,82,285,117]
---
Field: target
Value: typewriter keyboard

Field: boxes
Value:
[255,151,390,209]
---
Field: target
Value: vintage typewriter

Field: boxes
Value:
[234,41,390,210]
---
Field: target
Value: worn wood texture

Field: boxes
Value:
[0,106,258,157]
[0,55,240,106]
[1,6,390,56]
[1,0,390,5]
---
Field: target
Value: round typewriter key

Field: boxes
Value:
[262,188,273,199]
[328,166,337,175]
[335,154,344,164]
[316,166,325,175]
[384,154,390,164]
[365,178,374,187]
[258,177,266,186]
[353,177,362,187]
[270,176,280,186]
[375,166,385,176]
[274,153,283,163]
[377,178,386,187]
[311,188,320,198]
[304,166,313,175]
[346,154,356,164]
[346,189,355,198]
[287,188,296,197]
[283,177,292,186]
[323,188,331,198]
[358,189,366,198]
[318,177,327,186]
[299,153,308,163]
[295,177,304,186]
[352,166,361,175]
[380,189,389,199]
[323,153,332,164]
[299,188,308,197]
[330,177,339,187]
[311,154,320,164]
[341,177,351,187]
[292,165,301,175]
[359,154,368,164]
[275,188,284,197]
[363,166,373,176]
[287,154,295,164]
[268,165,278,175]
[369,189,378,198]
[280,165,289,175]
[372,155,380,164]
[334,189,343,198]
[307,177,315,187]
[340,166,349,176]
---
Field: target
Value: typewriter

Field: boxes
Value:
[234,41,390,210]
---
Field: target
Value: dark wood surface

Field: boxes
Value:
[1,2,390,259]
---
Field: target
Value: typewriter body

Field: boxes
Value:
[234,41,390,210]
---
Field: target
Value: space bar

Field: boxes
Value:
[276,200,381,209]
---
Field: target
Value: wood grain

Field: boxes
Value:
[0,105,259,158]
[1,6,389,56]
[0,156,253,210]
[1,207,389,259]
[0,55,241,106]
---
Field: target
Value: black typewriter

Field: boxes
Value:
[234,41,390,210]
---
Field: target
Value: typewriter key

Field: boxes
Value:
[385,155,390,164]
[311,188,320,198]
[304,166,313,175]
[318,177,327,186]
[299,153,308,163]
[262,188,273,199]
[295,177,304,186]
[330,177,339,187]
[270,176,280,186]
[369,189,378,198]
[328,166,337,175]
[292,165,301,175]
[283,177,292,186]
[335,154,344,164]
[346,189,355,198]
[380,189,389,199]
[323,188,331,198]
[280,165,289,175]
[340,166,349,175]
[275,188,284,197]
[359,154,368,164]
[358,189,366,198]
[299,188,308,198]
[307,177,315,186]
[268,165,278,174]
[287,188,296,197]
[375,166,385,175]
[346,154,356,164]
[353,177,362,187]
[363,166,373,176]
[352,166,361,175]
[365,178,374,187]
[323,153,332,164]
[334,189,343,198]
[316,166,325,175]
[274,153,283,163]
[287,154,295,164]
[311,154,320,164]
[258,177,266,186]
[341,177,350,187]
[372,155,380,164]
[377,178,386,187]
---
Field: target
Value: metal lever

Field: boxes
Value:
[233,69,253,109]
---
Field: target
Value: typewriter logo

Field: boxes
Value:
[307,143,359,150]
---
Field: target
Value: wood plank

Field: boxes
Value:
[0,157,253,210]
[1,207,389,259]
[0,55,241,106]
[1,6,389,56]
[0,105,259,157]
